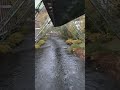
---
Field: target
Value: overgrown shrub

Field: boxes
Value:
[20,26,29,34]
[0,44,12,54]
[68,43,85,60]
[37,40,45,46]
[35,40,45,49]
[66,39,73,45]
[72,40,82,44]
[69,43,85,52]
[6,32,24,47]
[35,44,40,49]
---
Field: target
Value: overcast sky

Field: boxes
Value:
[35,0,43,8]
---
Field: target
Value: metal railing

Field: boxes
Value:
[88,0,120,39]
[35,18,51,42]
[0,0,12,22]
[35,1,52,42]
[0,0,33,40]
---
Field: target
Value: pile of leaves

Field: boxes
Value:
[66,39,82,45]
[65,38,85,60]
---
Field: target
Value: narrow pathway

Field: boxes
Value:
[35,36,85,90]
[36,36,120,90]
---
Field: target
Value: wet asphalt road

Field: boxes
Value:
[0,35,119,90]
[35,36,85,90]
[36,36,120,90]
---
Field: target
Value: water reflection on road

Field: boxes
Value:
[35,36,119,90]
[35,36,85,90]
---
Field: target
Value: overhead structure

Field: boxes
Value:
[42,0,85,26]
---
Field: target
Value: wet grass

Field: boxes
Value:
[0,32,24,54]
[35,40,45,49]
